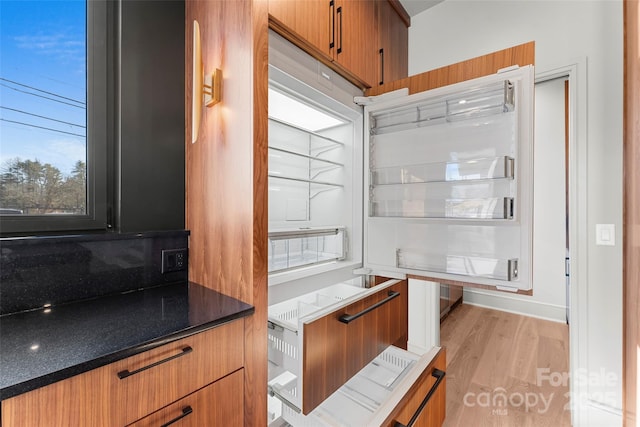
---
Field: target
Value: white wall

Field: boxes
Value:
[408,1,623,424]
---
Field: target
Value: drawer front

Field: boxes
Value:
[302,279,408,414]
[126,369,244,427]
[115,319,244,425]
[385,348,446,427]
[1,319,244,427]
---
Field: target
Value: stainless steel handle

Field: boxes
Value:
[338,290,400,324]
[117,346,193,379]
[395,368,446,427]
[160,406,193,427]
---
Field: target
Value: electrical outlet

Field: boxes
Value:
[161,248,188,273]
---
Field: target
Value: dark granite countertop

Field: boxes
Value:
[0,282,254,400]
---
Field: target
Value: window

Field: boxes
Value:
[0,0,107,234]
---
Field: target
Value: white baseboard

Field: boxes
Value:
[462,289,567,323]
[573,400,623,427]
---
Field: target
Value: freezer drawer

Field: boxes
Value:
[268,279,408,415]
[281,346,446,427]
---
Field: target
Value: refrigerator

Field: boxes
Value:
[267,31,534,426]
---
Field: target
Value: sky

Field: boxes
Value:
[0,0,87,176]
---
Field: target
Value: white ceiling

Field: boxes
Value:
[399,0,444,17]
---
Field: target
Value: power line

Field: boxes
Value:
[0,118,86,138]
[1,106,86,129]
[0,78,86,105]
[0,83,86,110]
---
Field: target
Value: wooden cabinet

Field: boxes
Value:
[1,319,245,427]
[383,348,447,427]
[268,0,331,57]
[127,369,244,427]
[332,0,378,87]
[376,0,409,85]
[269,0,408,88]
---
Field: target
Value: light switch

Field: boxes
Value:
[596,224,615,246]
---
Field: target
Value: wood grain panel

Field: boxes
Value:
[334,0,378,87]
[249,0,270,425]
[0,321,243,427]
[377,0,408,85]
[126,369,244,427]
[302,280,408,414]
[1,363,116,427]
[383,348,446,427]
[387,0,411,27]
[185,0,268,425]
[117,320,244,425]
[365,41,535,97]
[269,0,331,57]
[623,1,639,425]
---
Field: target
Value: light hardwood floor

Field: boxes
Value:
[440,304,571,427]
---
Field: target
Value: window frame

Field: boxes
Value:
[0,0,109,235]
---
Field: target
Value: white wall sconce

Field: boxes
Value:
[192,20,222,144]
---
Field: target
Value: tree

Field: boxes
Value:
[0,157,84,214]
[60,160,86,213]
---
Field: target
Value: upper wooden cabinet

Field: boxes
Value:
[376,0,409,85]
[268,0,332,57]
[331,0,379,87]
[269,0,409,88]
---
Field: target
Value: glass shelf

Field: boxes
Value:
[269,117,344,158]
[371,156,514,185]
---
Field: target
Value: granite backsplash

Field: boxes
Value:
[0,230,189,315]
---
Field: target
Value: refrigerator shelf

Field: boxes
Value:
[370,196,515,220]
[371,156,514,185]
[396,249,519,281]
[268,227,347,273]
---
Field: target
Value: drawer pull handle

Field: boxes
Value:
[338,290,400,324]
[395,368,446,427]
[117,346,193,379]
[160,406,193,427]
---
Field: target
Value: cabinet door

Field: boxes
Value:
[333,0,378,87]
[269,0,332,58]
[126,369,244,427]
[377,0,408,85]
[301,279,408,414]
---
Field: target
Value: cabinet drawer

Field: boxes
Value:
[302,280,408,413]
[383,348,446,427]
[126,369,244,427]
[1,319,244,427]
[115,319,244,425]
[282,346,446,426]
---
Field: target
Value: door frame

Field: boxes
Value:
[537,60,587,426]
